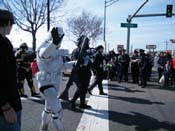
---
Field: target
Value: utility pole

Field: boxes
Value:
[126,15,131,55]
[47,0,50,31]
[131,44,133,54]
[165,40,169,51]
[103,0,119,53]
[104,0,106,43]
[104,0,107,53]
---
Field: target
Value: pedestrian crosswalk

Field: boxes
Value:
[21,78,175,131]
[77,80,109,131]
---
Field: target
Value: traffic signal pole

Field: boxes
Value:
[134,13,175,18]
[131,13,175,52]
[125,2,174,54]
[126,0,149,54]
[126,15,131,55]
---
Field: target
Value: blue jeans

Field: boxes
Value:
[0,111,21,131]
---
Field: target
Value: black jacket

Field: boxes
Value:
[72,47,93,77]
[93,52,105,75]
[118,54,130,67]
[0,34,22,115]
[139,53,148,70]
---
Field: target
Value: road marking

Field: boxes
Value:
[60,98,90,102]
[76,80,109,131]
[21,96,43,101]
[21,96,90,102]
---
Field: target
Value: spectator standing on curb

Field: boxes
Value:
[171,53,175,85]
[118,49,130,83]
[147,52,154,81]
[0,9,22,131]
[157,52,166,81]
[138,49,148,88]
[131,50,139,84]
[163,60,171,86]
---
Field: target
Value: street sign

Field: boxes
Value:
[121,23,138,28]
[146,45,157,49]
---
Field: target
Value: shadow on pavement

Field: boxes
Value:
[105,83,145,93]
[147,84,175,91]
[109,111,175,131]
[84,109,175,131]
[106,82,175,92]
[26,96,84,113]
[108,86,145,93]
[108,95,165,105]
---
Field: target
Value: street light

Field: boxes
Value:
[104,0,119,53]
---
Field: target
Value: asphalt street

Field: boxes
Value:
[21,76,175,131]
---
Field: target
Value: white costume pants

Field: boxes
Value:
[40,87,64,131]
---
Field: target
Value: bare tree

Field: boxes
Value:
[2,0,64,51]
[67,11,103,44]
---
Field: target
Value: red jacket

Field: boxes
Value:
[171,58,175,69]
[31,60,39,75]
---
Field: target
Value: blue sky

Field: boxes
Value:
[68,0,175,52]
[1,0,175,53]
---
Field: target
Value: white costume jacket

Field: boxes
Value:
[36,41,74,91]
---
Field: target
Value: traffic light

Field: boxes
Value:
[166,5,173,17]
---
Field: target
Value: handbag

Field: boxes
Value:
[159,75,165,84]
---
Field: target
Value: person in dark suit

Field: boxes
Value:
[138,49,149,88]
[88,45,107,95]
[118,49,130,82]
[131,50,139,84]
[70,36,93,111]
[59,37,83,101]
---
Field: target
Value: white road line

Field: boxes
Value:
[21,97,90,102]
[60,98,90,102]
[21,97,43,101]
[76,80,109,131]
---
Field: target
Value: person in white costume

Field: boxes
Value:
[36,27,74,131]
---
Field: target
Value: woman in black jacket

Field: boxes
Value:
[157,52,166,80]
